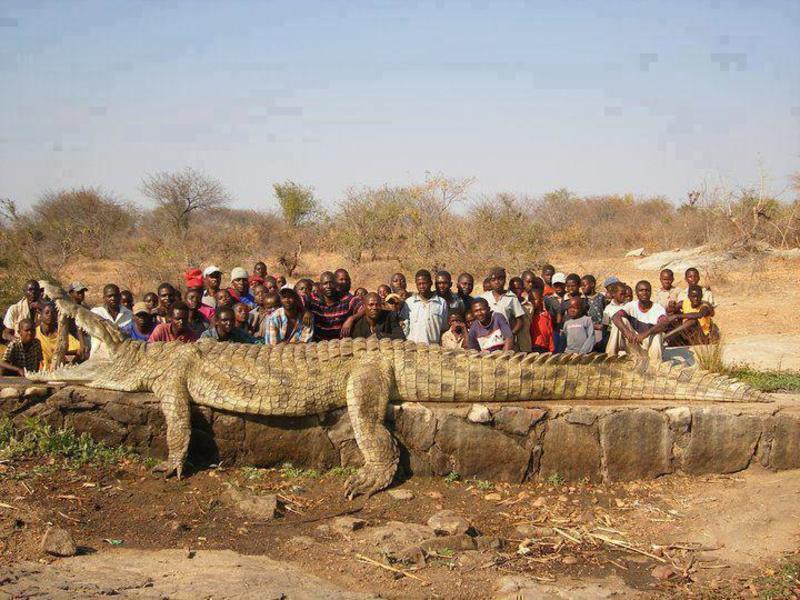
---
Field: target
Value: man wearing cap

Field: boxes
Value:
[2,280,43,342]
[122,302,156,341]
[202,266,222,309]
[480,267,526,347]
[227,267,257,309]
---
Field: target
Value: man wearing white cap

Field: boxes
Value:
[202,266,222,309]
[227,267,257,309]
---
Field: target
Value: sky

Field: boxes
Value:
[1,0,799,212]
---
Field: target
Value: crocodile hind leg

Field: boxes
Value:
[344,357,399,499]
[151,371,192,479]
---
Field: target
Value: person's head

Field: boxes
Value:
[448,312,466,333]
[157,283,176,310]
[488,266,506,292]
[263,276,278,294]
[254,261,268,279]
[334,268,351,294]
[415,269,433,297]
[471,297,491,324]
[230,267,249,296]
[251,283,266,308]
[232,302,249,325]
[635,280,652,303]
[390,272,407,292]
[435,271,453,296]
[377,284,391,300]
[660,269,675,290]
[143,292,158,311]
[623,284,634,302]
[67,282,88,305]
[608,282,626,305]
[509,277,524,298]
[465,309,475,327]
[215,307,235,337]
[132,302,153,331]
[40,302,57,327]
[278,288,301,314]
[687,284,704,308]
[354,287,368,300]
[215,288,233,309]
[565,273,581,297]
[542,265,555,285]
[120,290,134,310]
[294,278,313,297]
[457,273,474,296]
[264,292,279,311]
[185,287,203,311]
[203,266,222,291]
[170,302,190,334]
[273,274,285,288]
[18,318,35,344]
[566,297,585,320]
[482,277,492,292]
[521,270,536,293]
[363,292,383,321]
[23,279,41,304]
[320,271,338,299]
[103,284,121,312]
[685,267,700,287]
[551,273,566,296]
[580,274,596,296]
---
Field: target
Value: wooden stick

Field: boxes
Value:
[57,511,81,523]
[0,502,21,511]
[587,532,667,563]
[355,553,430,585]
[553,527,582,544]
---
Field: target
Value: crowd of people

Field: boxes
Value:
[0,261,718,376]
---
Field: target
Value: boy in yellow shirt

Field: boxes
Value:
[36,302,81,370]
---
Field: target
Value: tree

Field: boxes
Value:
[140,167,229,237]
[273,180,319,228]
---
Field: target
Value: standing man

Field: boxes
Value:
[155,283,177,324]
[390,272,410,301]
[227,267,257,309]
[200,307,259,343]
[435,271,465,318]
[202,266,222,308]
[307,271,360,341]
[480,267,525,346]
[148,302,200,343]
[66,281,90,360]
[400,270,448,345]
[122,302,155,341]
[90,284,133,356]
[456,273,475,312]
[2,280,42,342]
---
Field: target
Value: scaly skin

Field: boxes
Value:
[29,282,765,497]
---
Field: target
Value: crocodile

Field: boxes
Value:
[27,282,764,498]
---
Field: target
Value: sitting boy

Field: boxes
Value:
[441,313,470,349]
[668,285,717,345]
[677,267,716,307]
[0,319,43,376]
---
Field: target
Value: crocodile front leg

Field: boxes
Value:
[151,368,192,479]
[344,357,399,499]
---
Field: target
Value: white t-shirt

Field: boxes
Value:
[480,291,525,323]
[621,301,666,334]
[90,305,133,354]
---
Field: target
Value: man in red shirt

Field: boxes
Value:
[148,302,200,343]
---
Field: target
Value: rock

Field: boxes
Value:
[493,407,546,436]
[626,247,646,257]
[387,489,415,501]
[484,492,502,501]
[24,386,49,398]
[599,409,672,481]
[396,544,426,565]
[1,387,21,399]
[435,415,531,483]
[393,403,436,452]
[427,510,470,536]
[682,409,761,474]
[476,536,504,550]
[331,516,366,534]
[515,524,553,538]
[539,418,602,483]
[222,486,278,520]
[467,404,492,424]
[564,409,597,426]
[419,534,477,553]
[41,527,76,557]
[357,521,434,554]
[651,565,678,580]
[768,414,800,470]
[241,417,338,470]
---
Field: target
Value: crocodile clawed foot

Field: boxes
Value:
[152,460,183,480]
[344,462,395,500]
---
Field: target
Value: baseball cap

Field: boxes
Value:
[202,265,222,277]
[384,293,403,305]
[67,281,88,293]
[132,302,150,316]
[230,267,248,280]
[551,272,567,285]
[603,276,620,288]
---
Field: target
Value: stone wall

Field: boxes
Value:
[2,384,799,482]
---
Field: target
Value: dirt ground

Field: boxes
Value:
[2,452,799,599]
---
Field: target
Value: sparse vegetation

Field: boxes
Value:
[279,462,321,480]
[753,559,800,600]
[730,368,800,393]
[240,466,266,481]
[546,473,566,486]
[444,471,461,484]
[468,478,494,490]
[327,466,358,479]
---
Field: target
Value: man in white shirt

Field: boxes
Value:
[480,267,525,346]
[90,283,133,356]
[400,270,448,344]
[2,280,42,342]
[608,280,677,361]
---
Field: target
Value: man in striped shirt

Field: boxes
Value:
[307,271,363,341]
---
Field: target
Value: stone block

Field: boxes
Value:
[394,403,436,452]
[68,411,127,446]
[467,404,492,424]
[435,415,530,483]
[564,409,597,426]
[600,409,672,481]
[539,418,601,482]
[0,387,21,400]
[682,409,761,474]
[240,416,338,469]
[104,401,148,425]
[493,407,546,436]
[769,414,800,470]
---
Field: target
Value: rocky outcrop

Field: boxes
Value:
[2,384,798,483]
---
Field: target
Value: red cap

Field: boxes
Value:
[184,268,203,289]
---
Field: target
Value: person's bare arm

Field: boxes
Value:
[679,303,713,322]
[611,311,638,344]
[502,337,513,351]
[635,314,679,343]
[0,360,24,377]
[510,315,523,335]
[340,306,365,338]
[2,328,15,343]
